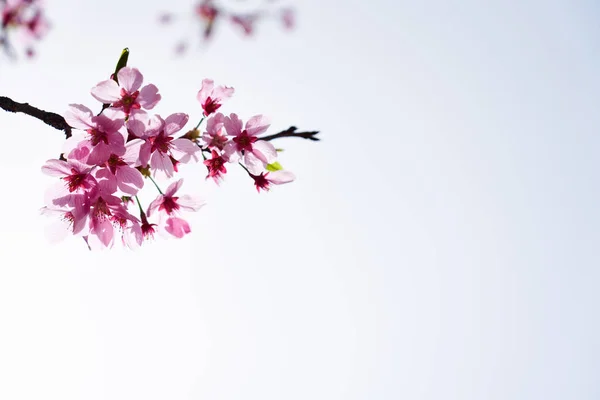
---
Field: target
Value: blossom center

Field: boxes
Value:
[160,196,180,214]
[107,154,127,175]
[233,130,257,152]
[252,173,270,192]
[93,197,112,220]
[202,97,221,116]
[87,128,109,146]
[150,132,173,154]
[115,89,141,115]
[64,169,88,192]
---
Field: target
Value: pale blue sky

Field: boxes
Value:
[0,0,599,399]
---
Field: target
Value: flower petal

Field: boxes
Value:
[150,151,174,178]
[91,79,121,103]
[252,140,277,164]
[138,84,161,109]
[165,217,191,238]
[213,85,234,101]
[245,114,270,136]
[243,152,266,175]
[268,170,296,184]
[164,113,189,136]
[164,179,184,197]
[116,166,144,195]
[177,194,205,212]
[64,104,94,130]
[224,113,243,136]
[196,79,214,104]
[117,67,143,92]
[41,159,70,177]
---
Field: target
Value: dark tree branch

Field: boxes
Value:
[0,95,72,138]
[260,126,320,142]
[0,95,320,145]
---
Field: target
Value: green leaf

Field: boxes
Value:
[113,48,130,84]
[266,161,283,172]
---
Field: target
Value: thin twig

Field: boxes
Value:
[260,126,320,142]
[0,95,72,138]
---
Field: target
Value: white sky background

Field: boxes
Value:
[0,0,599,398]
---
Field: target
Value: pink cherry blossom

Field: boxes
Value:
[196,0,218,21]
[147,179,204,238]
[195,0,218,39]
[281,8,295,30]
[1,0,49,57]
[164,217,191,238]
[24,9,48,39]
[197,79,234,116]
[165,217,192,239]
[223,113,277,174]
[230,14,258,36]
[91,67,161,116]
[139,211,157,241]
[203,150,227,183]
[95,139,145,195]
[81,181,131,248]
[40,205,88,240]
[137,113,200,177]
[147,179,204,217]
[63,104,126,165]
[251,170,296,192]
[110,206,143,249]
[201,112,228,150]
[42,158,97,193]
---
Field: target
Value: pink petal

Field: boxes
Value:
[212,85,234,101]
[138,84,161,109]
[196,79,214,104]
[243,152,266,175]
[150,151,174,178]
[245,114,270,136]
[117,67,143,92]
[94,113,125,134]
[98,175,118,194]
[252,140,277,164]
[223,142,239,161]
[87,144,112,166]
[64,104,93,130]
[92,219,114,247]
[268,170,296,184]
[123,139,144,164]
[116,166,144,195]
[206,112,225,133]
[91,79,121,103]
[147,196,163,217]
[123,223,143,248]
[67,141,92,163]
[177,195,205,212]
[224,113,243,136]
[171,138,199,157]
[127,113,156,138]
[164,179,184,197]
[41,159,70,177]
[165,217,191,238]
[138,141,151,167]
[164,113,189,136]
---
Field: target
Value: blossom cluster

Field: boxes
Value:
[41,65,295,249]
[0,0,49,58]
[160,0,294,55]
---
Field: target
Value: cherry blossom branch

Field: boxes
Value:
[0,95,72,138]
[260,126,320,142]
